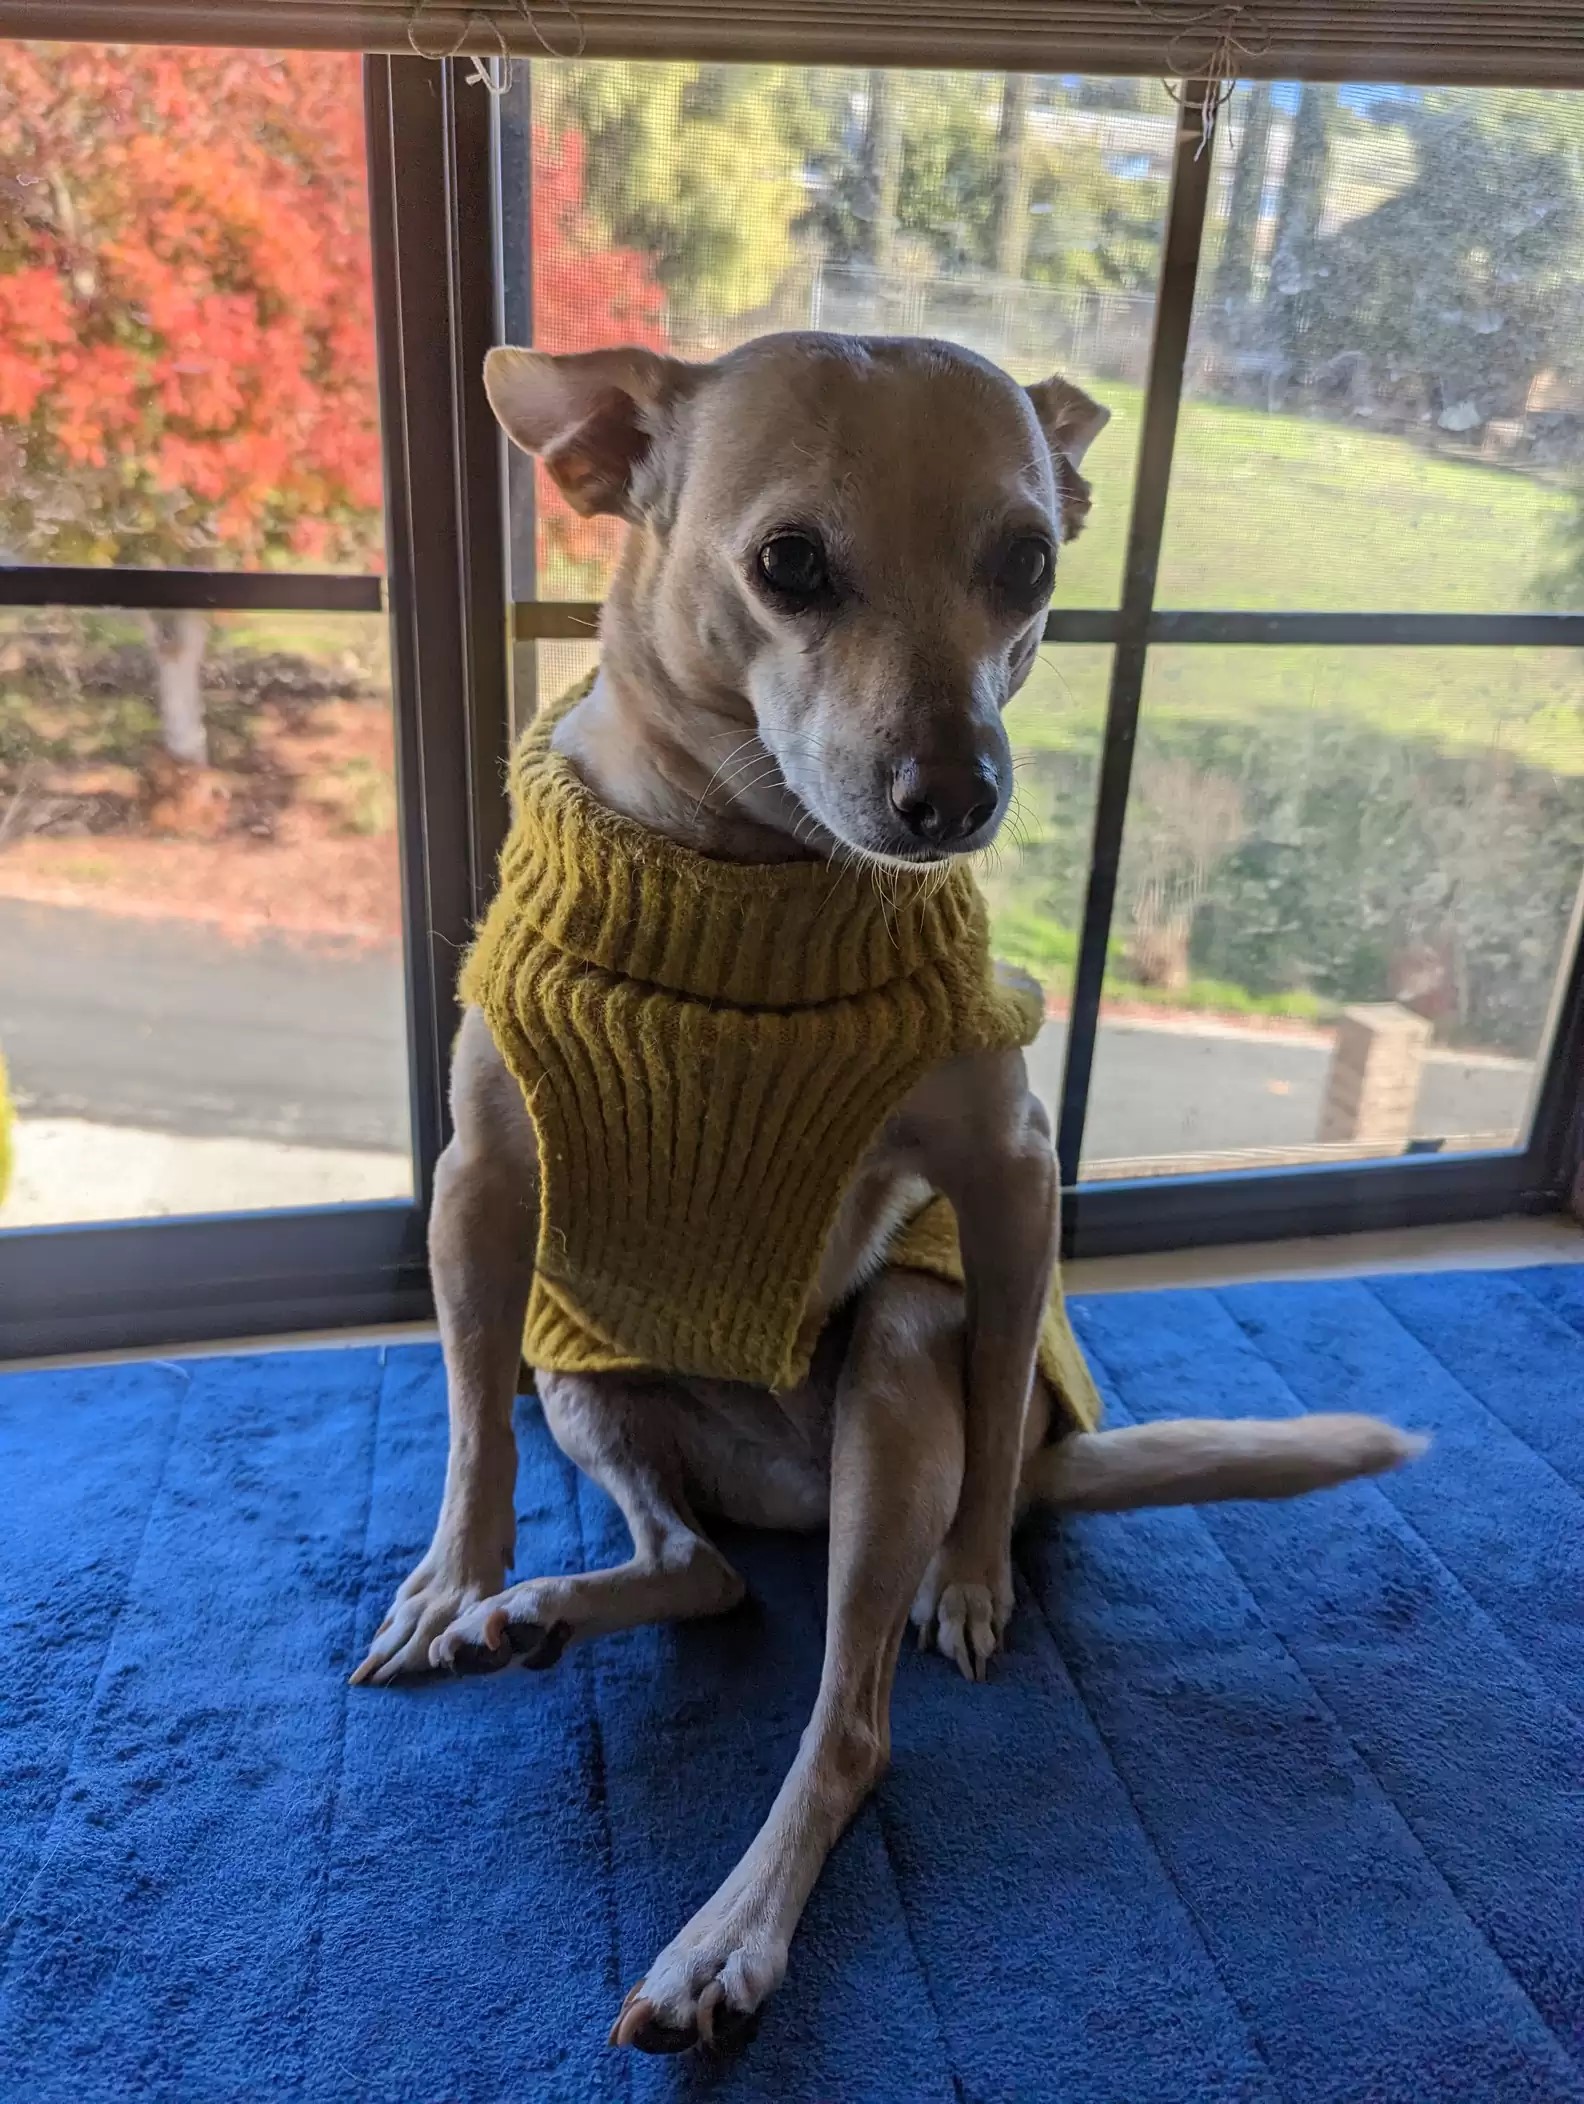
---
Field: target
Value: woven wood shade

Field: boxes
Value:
[3,1,1582,88]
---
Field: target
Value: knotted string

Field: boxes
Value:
[1134,1,1272,154]
[406,1,587,92]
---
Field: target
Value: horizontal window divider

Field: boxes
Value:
[512,601,602,641]
[1145,609,1584,648]
[514,601,1131,646]
[0,1201,431,1364]
[0,566,384,615]
[513,602,1584,652]
[1043,610,1126,644]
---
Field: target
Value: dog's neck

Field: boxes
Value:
[549,592,817,867]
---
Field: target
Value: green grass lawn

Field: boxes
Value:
[1013,385,1583,777]
[983,387,1584,1026]
[1033,376,1576,618]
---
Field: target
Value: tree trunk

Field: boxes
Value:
[1269,84,1335,361]
[991,73,1032,281]
[1211,81,1274,318]
[864,69,903,274]
[146,608,210,767]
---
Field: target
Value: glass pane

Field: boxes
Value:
[498,64,1173,628]
[522,636,600,740]
[982,644,1110,1128]
[0,44,382,574]
[1158,83,1584,612]
[0,607,412,1226]
[1079,646,1584,1179]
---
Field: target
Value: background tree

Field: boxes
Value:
[525,123,667,589]
[535,62,824,336]
[0,44,382,767]
[811,72,1167,291]
[1301,89,1584,433]
[990,74,1032,280]
[1265,81,1336,366]
[1124,757,1247,992]
[1211,81,1275,318]
[860,68,905,272]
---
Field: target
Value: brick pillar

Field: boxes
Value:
[1318,1003,1433,1147]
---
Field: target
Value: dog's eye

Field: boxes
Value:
[997,536,1053,601]
[757,533,829,602]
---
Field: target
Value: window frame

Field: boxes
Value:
[0,52,509,1359]
[508,71,1584,1262]
[1,50,1580,1365]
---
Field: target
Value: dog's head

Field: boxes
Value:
[486,332,1107,862]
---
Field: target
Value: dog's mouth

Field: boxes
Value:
[796,797,1002,871]
[785,784,1005,871]
[843,840,956,872]
[762,732,1009,870]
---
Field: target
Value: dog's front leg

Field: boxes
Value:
[352,1009,538,1686]
[611,1273,963,2054]
[911,1050,1056,1681]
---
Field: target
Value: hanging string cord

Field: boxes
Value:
[1134,1,1272,155]
[406,2,587,92]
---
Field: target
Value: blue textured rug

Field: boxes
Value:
[4,1265,1583,2103]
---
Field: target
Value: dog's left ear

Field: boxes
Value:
[483,345,702,519]
[1024,374,1110,541]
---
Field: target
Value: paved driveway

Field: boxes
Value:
[0,898,1533,1165]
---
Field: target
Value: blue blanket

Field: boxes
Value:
[3,1265,1583,2102]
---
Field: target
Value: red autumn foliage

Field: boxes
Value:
[529,124,668,583]
[0,45,668,590]
[0,44,382,570]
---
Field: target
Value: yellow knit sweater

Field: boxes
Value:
[463,680,1100,1434]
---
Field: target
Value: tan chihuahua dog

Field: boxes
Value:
[352,334,1420,2054]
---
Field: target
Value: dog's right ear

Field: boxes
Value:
[1024,374,1111,543]
[483,346,699,520]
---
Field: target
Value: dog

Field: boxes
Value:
[351,332,1422,2054]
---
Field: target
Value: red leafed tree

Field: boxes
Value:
[0,50,667,762]
[0,44,382,765]
[529,125,668,587]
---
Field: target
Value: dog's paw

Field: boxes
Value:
[911,1549,1013,1683]
[608,1909,785,2055]
[427,1583,572,1675]
[349,1551,508,1687]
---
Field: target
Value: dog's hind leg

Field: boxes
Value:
[611,1271,963,2055]
[430,1369,745,1671]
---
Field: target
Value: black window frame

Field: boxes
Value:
[1,50,1580,1365]
[0,53,508,1359]
[508,71,1584,1262]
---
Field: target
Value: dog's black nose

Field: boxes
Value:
[889,758,1001,847]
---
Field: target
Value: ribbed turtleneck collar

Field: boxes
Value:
[500,679,984,1011]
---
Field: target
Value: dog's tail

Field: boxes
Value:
[1024,1413,1426,1513]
